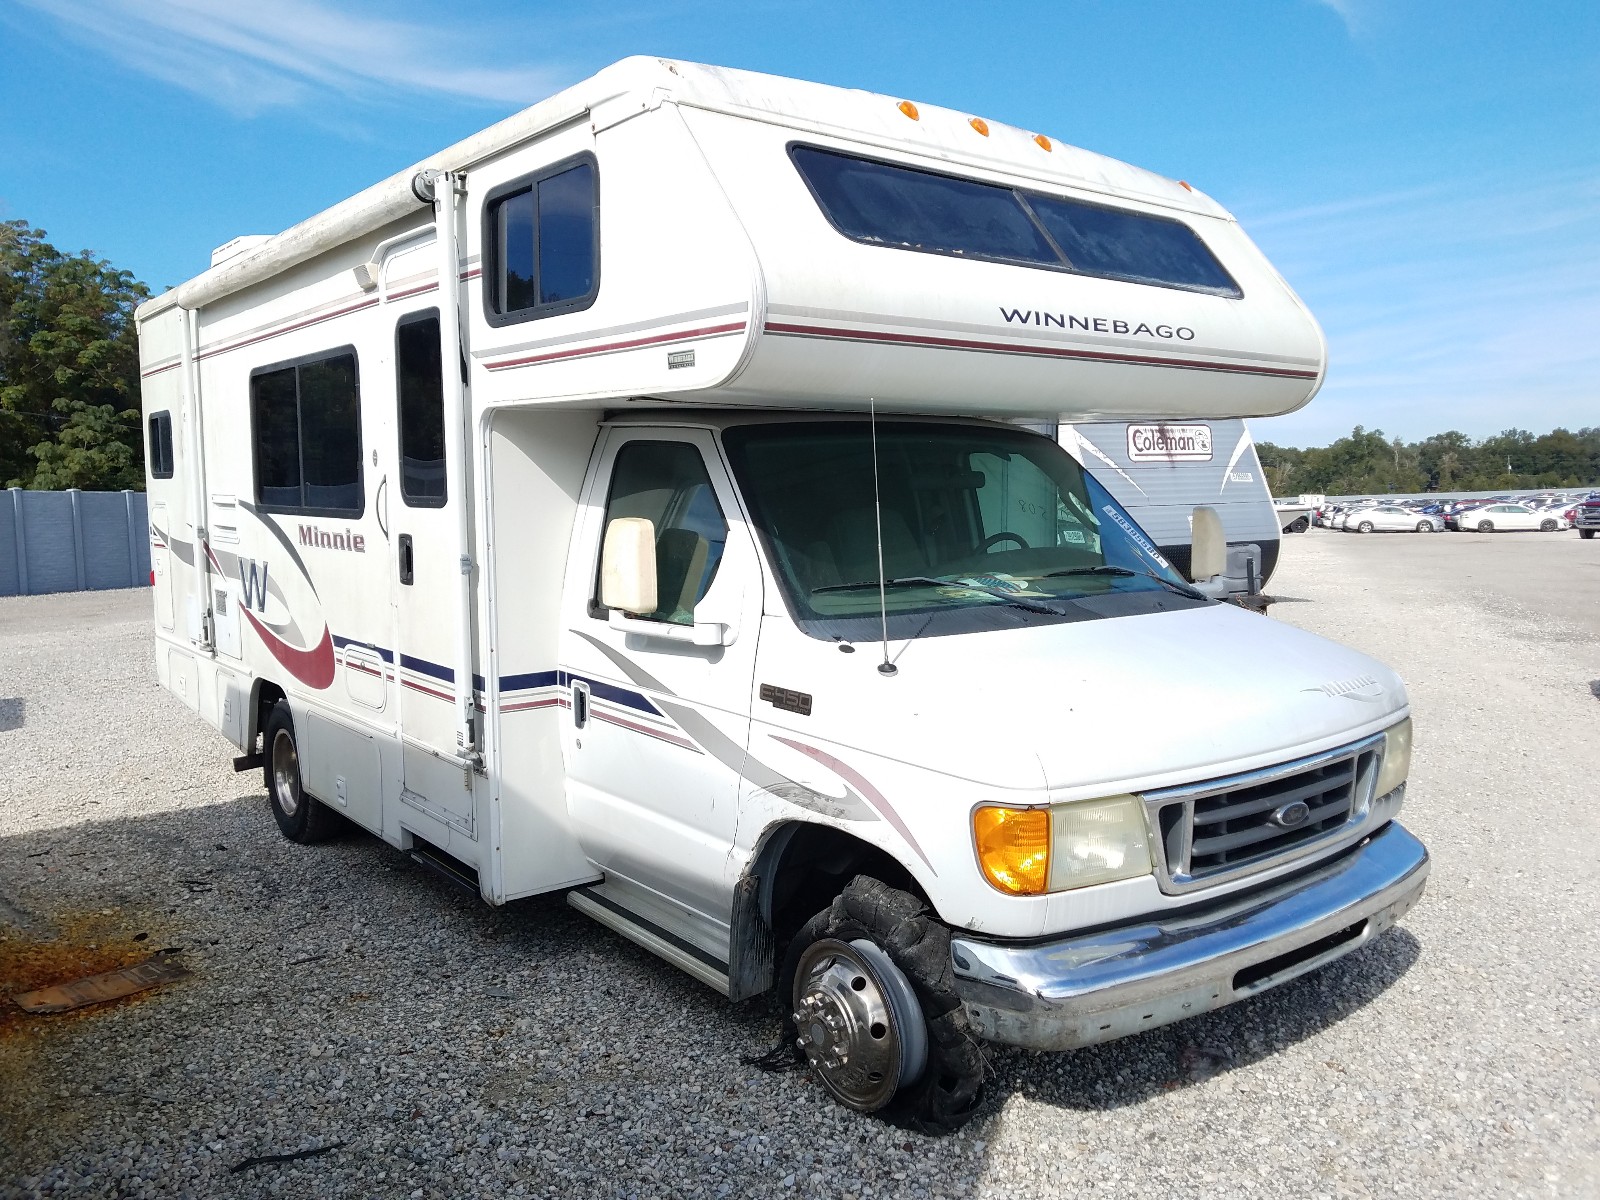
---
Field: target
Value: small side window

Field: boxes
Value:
[396,311,446,506]
[147,411,174,479]
[595,442,728,626]
[484,156,598,325]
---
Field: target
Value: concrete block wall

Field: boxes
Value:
[0,489,150,597]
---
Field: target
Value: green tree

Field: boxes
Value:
[0,220,148,489]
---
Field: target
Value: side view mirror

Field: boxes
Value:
[1189,505,1226,583]
[600,517,658,615]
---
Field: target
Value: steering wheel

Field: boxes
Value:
[977,531,1028,553]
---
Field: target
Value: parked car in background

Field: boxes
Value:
[1461,503,1568,533]
[1344,505,1441,533]
[1574,494,1600,539]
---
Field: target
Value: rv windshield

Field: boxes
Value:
[720,421,1208,641]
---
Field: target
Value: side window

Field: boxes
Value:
[249,348,363,515]
[484,156,598,325]
[597,441,728,626]
[396,311,446,506]
[147,411,174,479]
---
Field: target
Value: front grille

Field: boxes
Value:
[1145,737,1381,891]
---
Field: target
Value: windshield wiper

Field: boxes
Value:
[1042,566,1137,578]
[1044,564,1209,601]
[813,576,1061,614]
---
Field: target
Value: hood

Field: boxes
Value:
[794,602,1407,794]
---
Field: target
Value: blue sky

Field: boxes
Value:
[2,0,1595,446]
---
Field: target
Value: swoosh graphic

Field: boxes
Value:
[1066,427,1148,499]
[242,607,336,690]
[1220,427,1253,495]
[771,736,936,875]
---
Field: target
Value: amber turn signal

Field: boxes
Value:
[973,806,1050,895]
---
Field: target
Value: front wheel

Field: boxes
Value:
[1581,529,1596,540]
[1357,521,1375,533]
[264,700,338,843]
[780,876,984,1132]
[1416,520,1435,532]
[1477,520,1495,533]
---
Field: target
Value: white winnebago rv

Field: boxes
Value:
[1058,418,1281,595]
[137,58,1427,1130]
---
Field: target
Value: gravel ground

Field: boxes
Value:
[2,532,1597,1199]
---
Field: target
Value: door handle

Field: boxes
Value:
[398,533,414,585]
[571,679,590,729]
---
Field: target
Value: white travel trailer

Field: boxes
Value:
[1057,418,1281,595]
[138,58,1427,1129]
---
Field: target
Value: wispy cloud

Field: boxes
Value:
[1310,0,1365,38]
[16,0,566,116]
[1244,168,1600,443]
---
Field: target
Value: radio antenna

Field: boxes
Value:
[870,398,896,677]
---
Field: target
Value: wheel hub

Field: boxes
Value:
[791,938,926,1112]
[272,729,300,816]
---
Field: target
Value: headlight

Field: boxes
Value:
[1374,716,1412,799]
[973,795,1153,896]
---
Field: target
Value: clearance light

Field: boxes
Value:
[973,806,1049,895]
[1179,180,1194,192]
[1034,133,1053,152]
[898,100,920,120]
[969,117,990,137]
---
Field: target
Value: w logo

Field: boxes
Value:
[239,559,270,613]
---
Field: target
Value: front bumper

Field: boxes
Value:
[950,820,1429,1051]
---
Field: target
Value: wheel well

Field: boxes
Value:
[759,823,928,949]
[252,680,286,751]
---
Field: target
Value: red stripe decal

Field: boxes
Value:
[485,321,746,371]
[593,710,701,752]
[196,296,381,364]
[141,360,182,379]
[763,322,1319,381]
[241,609,337,690]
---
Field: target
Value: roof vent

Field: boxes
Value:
[210,235,272,268]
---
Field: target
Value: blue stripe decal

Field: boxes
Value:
[332,634,394,663]
[501,669,562,693]
[400,653,454,683]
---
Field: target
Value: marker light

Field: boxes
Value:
[973,806,1049,895]
[1374,717,1412,799]
[969,117,990,136]
[1179,180,1194,191]
[898,100,920,120]
[1034,133,1053,151]
[1047,796,1152,891]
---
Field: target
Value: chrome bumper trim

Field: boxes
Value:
[951,821,1429,1052]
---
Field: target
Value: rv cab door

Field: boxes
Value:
[557,427,764,946]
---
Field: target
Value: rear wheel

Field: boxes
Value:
[1286,516,1310,534]
[1357,521,1374,533]
[779,876,984,1133]
[1540,518,1558,532]
[1415,520,1434,532]
[1477,520,1495,533]
[264,701,338,843]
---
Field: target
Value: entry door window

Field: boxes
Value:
[598,442,728,626]
[396,311,446,506]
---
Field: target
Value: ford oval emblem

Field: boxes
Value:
[1272,800,1312,828]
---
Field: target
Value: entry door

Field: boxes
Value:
[557,428,763,933]
[391,308,474,832]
